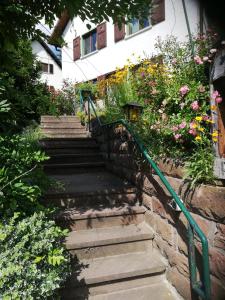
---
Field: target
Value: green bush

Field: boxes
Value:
[0,40,56,133]
[50,80,77,115]
[0,211,70,300]
[0,132,49,217]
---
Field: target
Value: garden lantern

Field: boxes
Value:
[122,102,143,122]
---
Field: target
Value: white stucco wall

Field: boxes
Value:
[32,41,62,89]
[61,0,200,83]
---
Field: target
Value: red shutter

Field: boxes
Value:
[73,37,80,61]
[151,0,165,25]
[97,23,107,50]
[114,23,125,42]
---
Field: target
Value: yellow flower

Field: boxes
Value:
[210,105,217,111]
[191,123,198,129]
[212,137,218,142]
[199,127,205,132]
[195,136,202,141]
[212,131,218,137]
[195,116,202,122]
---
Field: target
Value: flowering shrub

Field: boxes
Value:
[96,33,223,184]
[50,79,77,115]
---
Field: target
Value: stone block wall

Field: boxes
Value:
[94,124,225,300]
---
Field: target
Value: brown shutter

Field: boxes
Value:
[114,23,125,42]
[73,36,80,61]
[97,22,107,50]
[151,0,165,25]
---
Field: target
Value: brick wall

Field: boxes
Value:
[95,124,225,300]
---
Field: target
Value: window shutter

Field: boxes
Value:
[49,64,54,74]
[114,23,125,42]
[73,36,81,61]
[151,0,165,25]
[97,23,107,50]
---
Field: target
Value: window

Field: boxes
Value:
[83,29,97,56]
[41,63,54,74]
[127,18,150,35]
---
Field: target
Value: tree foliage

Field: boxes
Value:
[0,0,152,54]
[0,40,55,132]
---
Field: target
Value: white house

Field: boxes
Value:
[50,0,202,83]
[32,39,63,89]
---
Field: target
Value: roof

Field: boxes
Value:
[49,10,70,46]
[38,38,62,68]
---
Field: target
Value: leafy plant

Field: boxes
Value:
[0,41,56,133]
[50,79,77,115]
[0,131,49,217]
[96,34,219,184]
[0,211,70,300]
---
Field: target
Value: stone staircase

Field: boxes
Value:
[40,116,182,300]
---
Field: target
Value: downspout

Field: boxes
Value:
[181,0,195,58]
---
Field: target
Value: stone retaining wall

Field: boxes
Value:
[95,124,225,300]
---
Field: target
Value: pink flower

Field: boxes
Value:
[216,96,223,104]
[203,56,209,62]
[172,126,179,132]
[194,55,203,65]
[172,58,177,65]
[174,134,182,140]
[203,115,209,121]
[151,88,159,95]
[198,85,206,93]
[189,129,197,136]
[212,90,223,103]
[179,85,189,97]
[179,121,186,129]
[190,122,197,129]
[212,90,219,100]
[191,101,199,111]
[180,102,185,109]
[210,48,217,54]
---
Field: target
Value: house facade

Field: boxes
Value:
[52,0,201,83]
[31,39,62,89]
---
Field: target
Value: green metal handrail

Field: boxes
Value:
[80,92,211,300]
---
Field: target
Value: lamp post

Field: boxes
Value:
[122,102,143,122]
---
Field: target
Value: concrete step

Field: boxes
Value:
[40,138,99,149]
[42,133,89,138]
[55,205,145,230]
[66,222,154,259]
[47,154,103,164]
[41,115,81,123]
[45,172,138,208]
[43,162,105,175]
[41,128,87,134]
[44,147,100,155]
[68,251,166,287]
[40,123,85,129]
[62,281,180,300]
[46,188,137,208]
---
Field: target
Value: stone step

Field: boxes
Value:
[41,115,81,123]
[42,133,89,138]
[43,162,105,175]
[68,251,166,287]
[66,222,154,259]
[44,147,100,155]
[41,128,87,134]
[40,138,98,149]
[55,205,145,230]
[47,154,103,164]
[40,123,85,129]
[62,281,180,300]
